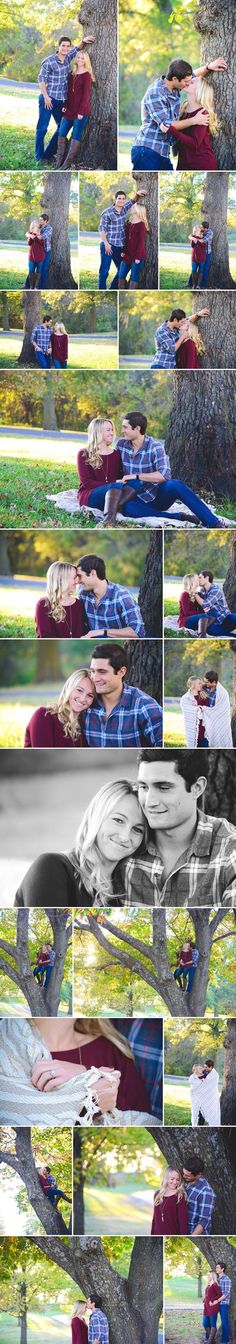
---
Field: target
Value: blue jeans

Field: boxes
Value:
[202,252,212,287]
[119,259,143,283]
[131,144,172,170]
[34,350,51,369]
[33,963,52,987]
[59,113,88,141]
[98,243,122,289]
[29,259,43,276]
[185,613,236,635]
[40,250,51,287]
[120,478,221,527]
[88,485,114,508]
[203,1316,218,1332]
[35,94,63,161]
[174,964,196,991]
[219,1304,229,1344]
[192,260,204,276]
[47,1186,65,1204]
[52,359,68,368]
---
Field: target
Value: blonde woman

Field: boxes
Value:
[77,417,123,513]
[151,1167,188,1234]
[180,676,211,749]
[178,573,204,630]
[0,1017,152,1124]
[26,218,46,289]
[51,322,68,369]
[118,202,149,289]
[35,562,87,637]
[167,76,219,169]
[24,668,94,748]
[56,50,95,169]
[176,320,206,369]
[71,1303,88,1344]
[14,780,146,907]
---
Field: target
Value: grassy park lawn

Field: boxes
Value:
[164,1080,191,1126]
[0,1312,71,1343]
[79,236,99,288]
[165,1307,203,1344]
[118,129,135,171]
[0,455,85,528]
[164,705,185,748]
[0,333,118,370]
[0,242,78,290]
[160,246,236,289]
[0,86,38,170]
[0,582,38,637]
[0,702,36,747]
[84,1184,151,1234]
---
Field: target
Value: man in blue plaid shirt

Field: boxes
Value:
[131,56,227,171]
[151,306,209,370]
[183,1157,216,1233]
[82,642,162,746]
[35,32,94,163]
[98,186,146,289]
[39,213,53,287]
[216,1263,231,1344]
[77,552,146,636]
[31,316,52,368]
[104,410,223,528]
[185,570,236,636]
[87,1297,109,1344]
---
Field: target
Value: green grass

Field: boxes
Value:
[118,131,134,171]
[0,86,49,170]
[0,268,24,289]
[0,703,34,748]
[0,334,117,370]
[0,457,95,527]
[164,1101,191,1123]
[164,598,179,616]
[0,614,35,637]
[165,1307,203,1344]
[84,1184,151,1234]
[160,246,236,289]
[166,1273,205,1304]
[0,1311,71,1342]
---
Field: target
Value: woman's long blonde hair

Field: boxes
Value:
[46,562,77,622]
[129,204,150,231]
[188,321,205,357]
[54,322,67,335]
[75,779,146,897]
[180,77,219,137]
[187,675,208,700]
[73,50,95,81]
[182,573,199,601]
[74,1017,133,1059]
[84,417,115,470]
[154,1167,187,1206]
[51,668,94,740]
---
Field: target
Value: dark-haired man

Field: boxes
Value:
[77,553,146,636]
[39,213,53,287]
[82,642,162,746]
[98,187,146,290]
[117,749,236,905]
[151,305,209,369]
[35,32,94,163]
[31,315,52,368]
[131,57,226,172]
[87,1296,109,1344]
[182,1158,216,1233]
[215,1263,231,1344]
[185,572,236,636]
[102,410,223,528]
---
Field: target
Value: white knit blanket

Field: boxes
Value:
[189,1069,221,1126]
[180,684,233,748]
[46,491,236,530]
[0,1021,153,1127]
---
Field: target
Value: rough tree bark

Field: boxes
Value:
[205,749,236,824]
[165,370,236,498]
[43,374,59,431]
[17,293,41,366]
[41,173,76,289]
[200,173,235,289]
[192,293,236,368]
[220,1019,236,1124]
[0,1128,69,1235]
[151,1127,236,1234]
[73,1132,85,1234]
[224,532,236,607]
[0,907,72,1017]
[132,172,158,288]
[19,1280,27,1344]
[126,638,162,702]
[77,0,117,169]
[138,533,162,637]
[194,1,236,169]
[192,1236,236,1340]
[31,1235,163,1344]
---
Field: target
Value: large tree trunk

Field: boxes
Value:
[126,638,162,702]
[0,908,71,1017]
[223,532,236,607]
[192,293,236,367]
[41,174,77,289]
[19,1281,27,1344]
[77,0,117,169]
[73,1132,85,1233]
[165,370,236,497]
[17,293,41,366]
[0,1129,69,1235]
[205,750,236,825]
[191,1237,236,1341]
[201,172,235,288]
[1,292,10,331]
[43,374,58,431]
[152,1127,236,1233]
[132,172,158,288]
[221,1019,236,1123]
[194,2,236,169]
[138,534,162,637]
[84,907,229,1020]
[32,1235,163,1344]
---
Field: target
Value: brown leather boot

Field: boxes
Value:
[62,139,81,169]
[198,615,215,637]
[102,483,136,526]
[55,135,67,168]
[130,280,138,288]
[118,278,126,289]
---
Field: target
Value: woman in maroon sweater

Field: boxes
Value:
[52,323,68,368]
[24,668,94,748]
[203,1274,222,1343]
[77,416,123,513]
[118,203,149,289]
[56,50,95,168]
[178,573,204,629]
[163,78,218,171]
[26,219,46,289]
[35,562,87,638]
[30,1018,152,1120]
[176,321,205,370]
[151,1168,188,1234]
[71,1306,88,1344]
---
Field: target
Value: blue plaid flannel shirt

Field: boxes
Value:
[99,200,133,247]
[116,434,171,503]
[152,321,180,369]
[191,948,199,966]
[82,681,162,747]
[201,582,230,619]
[79,581,145,635]
[217,1275,231,1305]
[38,47,78,99]
[89,1310,109,1344]
[134,77,180,157]
[116,810,236,906]
[40,223,52,252]
[31,325,52,352]
[114,1019,163,1120]
[185,1176,216,1233]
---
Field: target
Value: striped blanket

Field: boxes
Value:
[189,1068,221,1126]
[180,683,233,748]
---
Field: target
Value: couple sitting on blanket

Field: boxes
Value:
[178,572,236,636]
[77,413,225,528]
